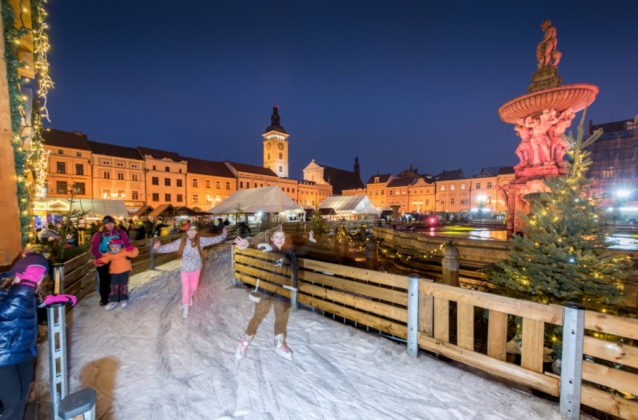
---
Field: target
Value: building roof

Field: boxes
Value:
[186,157,235,178]
[434,169,465,181]
[475,166,514,177]
[316,163,364,194]
[43,129,91,150]
[497,166,515,175]
[137,146,185,162]
[226,161,278,177]
[264,105,287,134]
[387,177,416,188]
[208,185,303,214]
[590,115,638,135]
[88,140,143,160]
[366,173,393,184]
[319,195,378,215]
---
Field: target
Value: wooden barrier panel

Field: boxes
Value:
[583,335,638,368]
[457,303,474,351]
[299,258,408,289]
[433,297,449,343]
[585,311,638,341]
[581,385,638,419]
[582,360,638,397]
[62,252,93,273]
[487,310,508,361]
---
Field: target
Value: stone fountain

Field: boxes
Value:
[497,20,598,236]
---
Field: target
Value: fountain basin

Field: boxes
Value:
[498,83,599,123]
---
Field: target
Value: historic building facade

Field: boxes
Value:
[407,177,436,213]
[263,105,289,178]
[89,141,146,211]
[434,169,470,213]
[366,174,393,208]
[186,157,236,211]
[469,167,514,213]
[42,129,93,199]
[138,147,188,208]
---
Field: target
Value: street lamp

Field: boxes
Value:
[476,194,487,223]
[614,189,631,225]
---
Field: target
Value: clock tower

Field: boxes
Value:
[262,104,289,178]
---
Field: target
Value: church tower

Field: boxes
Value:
[262,104,289,178]
[354,155,361,179]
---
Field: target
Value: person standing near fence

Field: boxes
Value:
[153,224,227,319]
[91,216,131,306]
[234,225,315,362]
[93,239,139,310]
[0,245,51,419]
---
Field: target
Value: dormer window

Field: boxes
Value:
[165,166,170,172]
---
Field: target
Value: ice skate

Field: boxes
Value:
[235,334,253,363]
[275,333,293,361]
[105,302,117,311]
[181,304,189,319]
[120,300,128,309]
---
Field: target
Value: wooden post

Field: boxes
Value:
[359,224,366,241]
[441,240,460,287]
[560,302,585,420]
[365,234,378,270]
[149,237,155,270]
[0,3,23,267]
[407,274,419,357]
[419,278,434,338]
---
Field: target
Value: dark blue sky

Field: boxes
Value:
[44,0,638,182]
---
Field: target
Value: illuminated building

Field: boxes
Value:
[366,173,393,208]
[469,167,514,213]
[408,176,436,213]
[302,156,362,195]
[185,157,236,211]
[433,169,469,213]
[263,104,289,178]
[138,147,188,208]
[42,129,93,199]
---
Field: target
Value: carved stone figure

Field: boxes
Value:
[514,119,532,168]
[536,20,562,69]
[547,108,575,162]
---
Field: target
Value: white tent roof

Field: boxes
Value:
[208,186,304,214]
[319,195,379,215]
[40,198,129,219]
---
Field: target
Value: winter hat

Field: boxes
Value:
[187,223,199,231]
[102,215,116,224]
[108,238,124,247]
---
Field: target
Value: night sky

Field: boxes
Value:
[44,0,638,182]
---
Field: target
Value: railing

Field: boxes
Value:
[232,246,638,419]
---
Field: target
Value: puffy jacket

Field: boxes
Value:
[0,284,38,367]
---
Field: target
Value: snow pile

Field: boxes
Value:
[34,246,562,419]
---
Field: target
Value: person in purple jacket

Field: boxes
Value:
[91,216,131,306]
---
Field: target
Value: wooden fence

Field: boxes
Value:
[232,246,638,419]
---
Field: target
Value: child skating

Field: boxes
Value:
[234,225,315,362]
[94,239,139,310]
[153,224,227,318]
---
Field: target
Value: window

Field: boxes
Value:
[132,174,138,182]
[402,189,407,195]
[152,193,159,201]
[369,191,372,196]
[56,162,66,174]
[165,178,171,186]
[56,181,67,194]
[475,183,481,190]
[206,195,213,204]
[152,165,156,170]
[240,181,243,188]
[389,190,393,196]
[152,177,159,185]
[451,185,455,191]
[381,190,384,195]
[287,188,290,192]
[226,182,230,190]
[461,184,465,190]
[206,180,211,188]
[117,173,124,180]
[193,178,198,187]
[165,166,170,172]
[254,183,257,188]
[117,190,125,198]
[279,166,282,172]
[179,169,182,173]
[487,182,492,189]
[75,164,84,175]
[261,183,263,187]
[461,199,468,205]
[603,169,614,178]
[58,149,63,154]
[451,198,455,205]
[75,182,85,195]
[104,171,110,179]
[165,194,171,202]
[132,191,139,200]
[216,181,221,189]
[177,194,183,202]
[440,185,445,191]
[426,199,430,205]
[279,152,283,159]
[193,195,199,203]
[102,160,110,165]
[292,188,294,193]
[76,152,82,157]
[176,179,182,187]
[375,190,378,196]
[131,164,138,169]
[116,162,124,167]
[440,200,445,205]
[102,189,111,198]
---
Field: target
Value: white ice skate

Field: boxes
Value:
[275,333,293,361]
[181,304,189,319]
[235,334,253,363]
[120,301,128,309]
[189,297,193,307]
[105,302,117,311]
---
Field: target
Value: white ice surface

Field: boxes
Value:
[34,246,563,419]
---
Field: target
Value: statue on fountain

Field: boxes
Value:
[536,20,562,69]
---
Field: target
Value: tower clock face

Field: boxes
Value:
[266,143,271,150]
[278,142,284,150]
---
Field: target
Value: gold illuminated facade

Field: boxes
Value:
[138,147,188,208]
[262,105,289,178]
[433,170,470,213]
[408,178,436,213]
[42,129,93,199]
[186,158,236,211]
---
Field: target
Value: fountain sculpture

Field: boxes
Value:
[497,20,599,236]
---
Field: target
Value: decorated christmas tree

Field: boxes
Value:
[491,109,631,311]
[308,206,329,238]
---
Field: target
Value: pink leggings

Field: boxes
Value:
[180,269,201,305]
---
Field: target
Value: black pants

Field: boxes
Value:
[109,272,130,302]
[0,358,35,420]
[96,263,112,304]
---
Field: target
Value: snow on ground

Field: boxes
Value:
[34,246,563,419]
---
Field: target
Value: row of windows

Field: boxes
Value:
[100,160,139,169]
[266,153,284,160]
[152,193,183,202]
[56,181,85,195]
[57,149,83,157]
[192,195,226,204]
[150,165,183,173]
[101,189,139,200]
[103,172,140,181]
[192,179,231,189]
[151,177,183,187]
[56,162,85,175]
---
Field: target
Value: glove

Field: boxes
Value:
[42,294,77,307]
[125,246,135,252]
[93,259,104,266]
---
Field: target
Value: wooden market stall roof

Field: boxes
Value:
[147,204,175,219]
[131,205,154,218]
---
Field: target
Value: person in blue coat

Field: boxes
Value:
[0,245,51,420]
